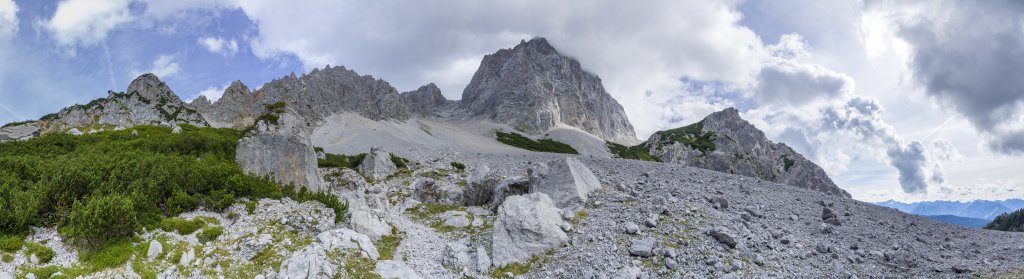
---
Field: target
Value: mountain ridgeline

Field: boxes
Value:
[2,38,847,198]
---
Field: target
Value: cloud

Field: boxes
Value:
[131,54,180,79]
[887,141,942,194]
[198,36,239,56]
[40,0,135,46]
[189,82,230,102]
[0,0,17,40]
[753,33,855,107]
[874,0,1024,154]
[931,139,963,162]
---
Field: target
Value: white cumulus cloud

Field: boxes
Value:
[0,0,18,40]
[198,36,239,56]
[131,54,180,79]
[40,0,135,46]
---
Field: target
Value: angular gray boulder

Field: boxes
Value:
[644,108,851,198]
[358,146,399,180]
[0,122,39,143]
[460,37,637,144]
[236,111,325,192]
[491,193,568,268]
[527,157,602,211]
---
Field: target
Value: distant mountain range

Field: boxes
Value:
[922,215,992,229]
[876,199,1024,221]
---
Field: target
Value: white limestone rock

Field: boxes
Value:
[527,157,601,211]
[358,146,399,180]
[491,193,568,267]
[236,111,325,192]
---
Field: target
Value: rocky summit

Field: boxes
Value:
[0,37,1019,279]
[643,107,851,197]
[460,38,638,144]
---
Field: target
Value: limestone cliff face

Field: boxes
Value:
[646,108,850,198]
[235,111,324,192]
[460,38,637,144]
[400,83,454,117]
[196,66,410,128]
[37,74,208,134]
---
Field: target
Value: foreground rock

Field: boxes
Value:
[491,193,569,267]
[527,157,602,211]
[359,146,399,180]
[236,111,325,192]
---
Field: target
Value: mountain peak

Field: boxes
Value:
[127,73,177,101]
[515,37,558,55]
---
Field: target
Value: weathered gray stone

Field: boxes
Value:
[709,227,737,249]
[279,244,335,279]
[460,38,637,144]
[413,178,463,205]
[375,260,422,279]
[317,228,379,260]
[358,146,399,180]
[628,238,655,257]
[527,157,602,211]
[236,111,324,192]
[147,240,163,261]
[350,210,392,241]
[491,193,568,267]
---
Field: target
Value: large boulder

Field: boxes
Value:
[236,111,325,192]
[324,168,369,192]
[279,244,335,279]
[413,178,463,205]
[375,260,422,279]
[527,157,601,211]
[358,146,399,180]
[491,193,568,267]
[350,210,392,241]
[462,165,502,206]
[317,228,379,260]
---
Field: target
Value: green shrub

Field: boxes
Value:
[606,141,660,162]
[0,234,24,252]
[254,113,280,125]
[1,253,11,263]
[65,194,136,247]
[286,187,348,223]
[197,226,224,243]
[24,242,54,263]
[782,156,796,172]
[0,125,284,249]
[265,101,286,112]
[651,120,716,154]
[159,217,206,235]
[317,153,366,169]
[495,131,578,154]
[449,162,466,171]
[389,153,409,169]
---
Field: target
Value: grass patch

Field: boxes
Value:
[376,226,402,260]
[159,217,207,235]
[24,242,54,263]
[489,252,550,278]
[197,226,224,243]
[317,152,366,169]
[782,156,795,172]
[340,251,383,279]
[406,203,465,222]
[495,131,578,154]
[606,141,660,162]
[0,234,24,252]
[79,240,134,270]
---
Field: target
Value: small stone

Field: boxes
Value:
[709,228,737,249]
[629,238,655,257]
[147,240,163,260]
[952,265,972,274]
[624,222,640,234]
[665,258,678,270]
[560,223,573,232]
[644,214,658,227]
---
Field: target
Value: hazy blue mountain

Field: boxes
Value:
[923,215,991,229]
[876,199,1024,221]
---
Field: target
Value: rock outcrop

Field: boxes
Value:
[400,83,453,117]
[491,192,568,267]
[36,74,208,135]
[527,157,602,211]
[460,37,637,144]
[644,108,850,197]
[358,146,399,180]
[0,122,39,143]
[195,66,411,127]
[236,111,325,192]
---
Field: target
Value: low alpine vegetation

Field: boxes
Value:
[317,152,367,169]
[606,141,660,162]
[0,125,283,249]
[495,131,579,154]
[985,209,1024,232]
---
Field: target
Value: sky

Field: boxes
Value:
[0,0,1022,203]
